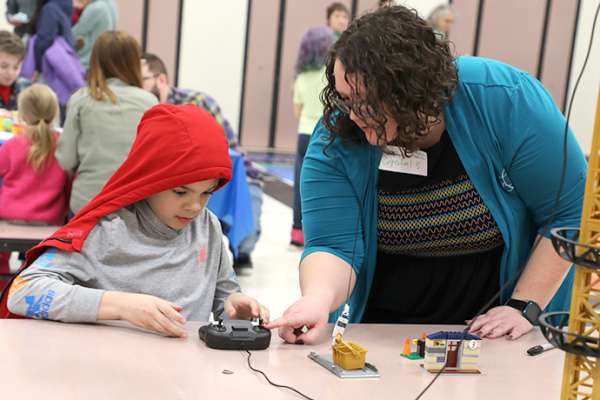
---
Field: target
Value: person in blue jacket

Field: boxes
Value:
[27,0,74,74]
[266,5,587,344]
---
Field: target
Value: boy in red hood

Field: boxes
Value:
[0,104,269,338]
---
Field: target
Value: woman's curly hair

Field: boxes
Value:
[321,5,458,152]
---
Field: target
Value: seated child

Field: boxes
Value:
[0,30,31,115]
[0,84,68,284]
[0,104,268,338]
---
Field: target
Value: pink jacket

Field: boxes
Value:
[0,134,68,224]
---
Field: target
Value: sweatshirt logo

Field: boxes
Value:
[25,290,56,319]
[197,247,208,264]
[8,275,30,298]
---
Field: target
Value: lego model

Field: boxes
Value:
[401,332,427,360]
[332,333,368,370]
[423,331,481,373]
[308,328,379,378]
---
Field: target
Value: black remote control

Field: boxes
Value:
[198,319,271,350]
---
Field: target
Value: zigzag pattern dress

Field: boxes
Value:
[363,131,505,324]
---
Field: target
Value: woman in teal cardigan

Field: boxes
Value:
[266,6,587,344]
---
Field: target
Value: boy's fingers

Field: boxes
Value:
[155,311,186,338]
[260,306,270,324]
[250,301,260,318]
[159,302,186,325]
[148,319,171,337]
[147,320,163,335]
[224,301,237,319]
[168,301,184,311]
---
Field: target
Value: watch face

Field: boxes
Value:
[524,302,542,324]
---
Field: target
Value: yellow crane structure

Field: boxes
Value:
[544,89,600,400]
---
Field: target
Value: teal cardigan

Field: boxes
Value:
[300,56,588,323]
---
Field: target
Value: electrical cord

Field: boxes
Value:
[415,3,600,399]
[244,350,316,400]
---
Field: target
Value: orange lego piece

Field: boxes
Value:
[402,338,411,356]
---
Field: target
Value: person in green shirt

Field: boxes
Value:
[291,26,335,246]
[72,0,118,69]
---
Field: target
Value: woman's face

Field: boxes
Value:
[333,59,398,146]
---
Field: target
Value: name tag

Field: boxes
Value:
[378,146,428,176]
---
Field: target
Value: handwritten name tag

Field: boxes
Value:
[378,146,428,176]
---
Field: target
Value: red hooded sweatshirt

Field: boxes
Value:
[0,103,232,318]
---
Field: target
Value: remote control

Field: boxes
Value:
[198,319,271,350]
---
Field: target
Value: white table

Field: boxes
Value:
[0,320,563,399]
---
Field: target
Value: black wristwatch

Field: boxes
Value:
[505,299,542,325]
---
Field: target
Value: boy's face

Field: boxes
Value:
[147,179,219,230]
[0,52,22,87]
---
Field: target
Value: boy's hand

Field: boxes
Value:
[99,291,187,338]
[224,293,270,323]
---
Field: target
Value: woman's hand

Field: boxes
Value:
[224,293,270,323]
[98,291,187,338]
[263,295,331,344]
[467,305,533,339]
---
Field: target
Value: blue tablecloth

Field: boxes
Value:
[207,149,254,257]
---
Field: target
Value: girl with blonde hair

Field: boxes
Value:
[0,84,69,280]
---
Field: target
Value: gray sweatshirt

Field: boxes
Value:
[7,201,240,322]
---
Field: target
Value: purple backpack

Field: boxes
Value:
[21,35,86,105]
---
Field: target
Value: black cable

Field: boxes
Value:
[244,350,316,400]
[415,3,600,399]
